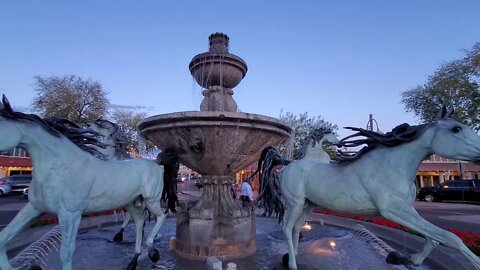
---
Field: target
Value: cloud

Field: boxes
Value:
[110,104,155,111]
[13,106,33,113]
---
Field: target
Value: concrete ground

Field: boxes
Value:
[4,188,480,270]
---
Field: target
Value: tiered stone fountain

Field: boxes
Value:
[138,33,292,260]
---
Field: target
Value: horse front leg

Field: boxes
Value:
[57,210,82,270]
[0,203,42,270]
[379,204,480,269]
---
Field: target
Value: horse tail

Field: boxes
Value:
[156,150,180,214]
[161,161,179,214]
[255,146,291,223]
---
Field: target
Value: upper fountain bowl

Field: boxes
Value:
[189,32,248,89]
[138,111,291,175]
[189,52,247,89]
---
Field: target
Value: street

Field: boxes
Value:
[1,185,480,236]
[414,201,480,235]
[0,194,27,231]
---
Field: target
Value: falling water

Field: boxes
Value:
[352,224,418,270]
[10,225,62,269]
[284,133,295,160]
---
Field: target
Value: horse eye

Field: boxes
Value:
[451,126,462,133]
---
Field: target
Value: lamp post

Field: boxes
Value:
[366,114,379,132]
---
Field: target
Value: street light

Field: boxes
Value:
[366,114,380,132]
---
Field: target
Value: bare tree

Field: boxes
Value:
[32,75,109,125]
[109,108,156,156]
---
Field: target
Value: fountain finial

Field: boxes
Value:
[209,33,229,53]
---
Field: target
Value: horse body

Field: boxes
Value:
[281,135,427,216]
[0,96,166,270]
[259,108,480,270]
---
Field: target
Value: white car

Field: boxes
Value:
[0,181,12,196]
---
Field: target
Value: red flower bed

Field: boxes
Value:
[448,228,480,256]
[314,208,480,256]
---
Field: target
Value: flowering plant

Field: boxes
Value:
[448,228,480,256]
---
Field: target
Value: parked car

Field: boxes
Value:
[195,181,203,189]
[0,180,12,196]
[0,174,33,193]
[22,187,29,199]
[417,179,480,203]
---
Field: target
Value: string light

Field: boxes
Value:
[303,221,312,230]
[329,240,336,249]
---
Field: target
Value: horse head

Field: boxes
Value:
[88,118,118,138]
[0,95,23,151]
[430,106,480,163]
[309,127,338,147]
[323,130,340,145]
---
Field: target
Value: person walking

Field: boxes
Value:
[240,178,253,208]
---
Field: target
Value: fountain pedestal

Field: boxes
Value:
[174,176,256,259]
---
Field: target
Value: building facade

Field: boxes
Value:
[0,147,32,177]
[416,154,480,188]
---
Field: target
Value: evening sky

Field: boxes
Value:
[1,1,480,139]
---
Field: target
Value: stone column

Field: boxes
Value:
[174,175,256,260]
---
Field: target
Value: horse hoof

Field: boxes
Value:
[282,253,289,267]
[126,261,137,270]
[29,265,43,270]
[113,232,124,242]
[113,228,124,242]
[126,253,140,270]
[386,251,413,265]
[148,248,160,262]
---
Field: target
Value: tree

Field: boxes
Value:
[401,43,480,131]
[32,75,109,125]
[279,111,338,159]
[108,108,156,157]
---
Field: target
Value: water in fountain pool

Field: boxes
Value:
[35,217,433,270]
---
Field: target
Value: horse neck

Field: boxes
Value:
[18,123,85,168]
[375,130,434,180]
[303,138,330,162]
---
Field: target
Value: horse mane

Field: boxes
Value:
[334,122,433,165]
[296,127,333,160]
[0,95,108,159]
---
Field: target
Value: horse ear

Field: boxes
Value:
[2,95,13,112]
[435,105,447,120]
[445,108,454,119]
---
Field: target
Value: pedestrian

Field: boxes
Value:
[240,178,253,208]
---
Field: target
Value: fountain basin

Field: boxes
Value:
[138,111,291,175]
[189,52,247,89]
[18,217,443,270]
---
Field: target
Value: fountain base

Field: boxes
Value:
[173,175,256,260]
[173,214,256,260]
